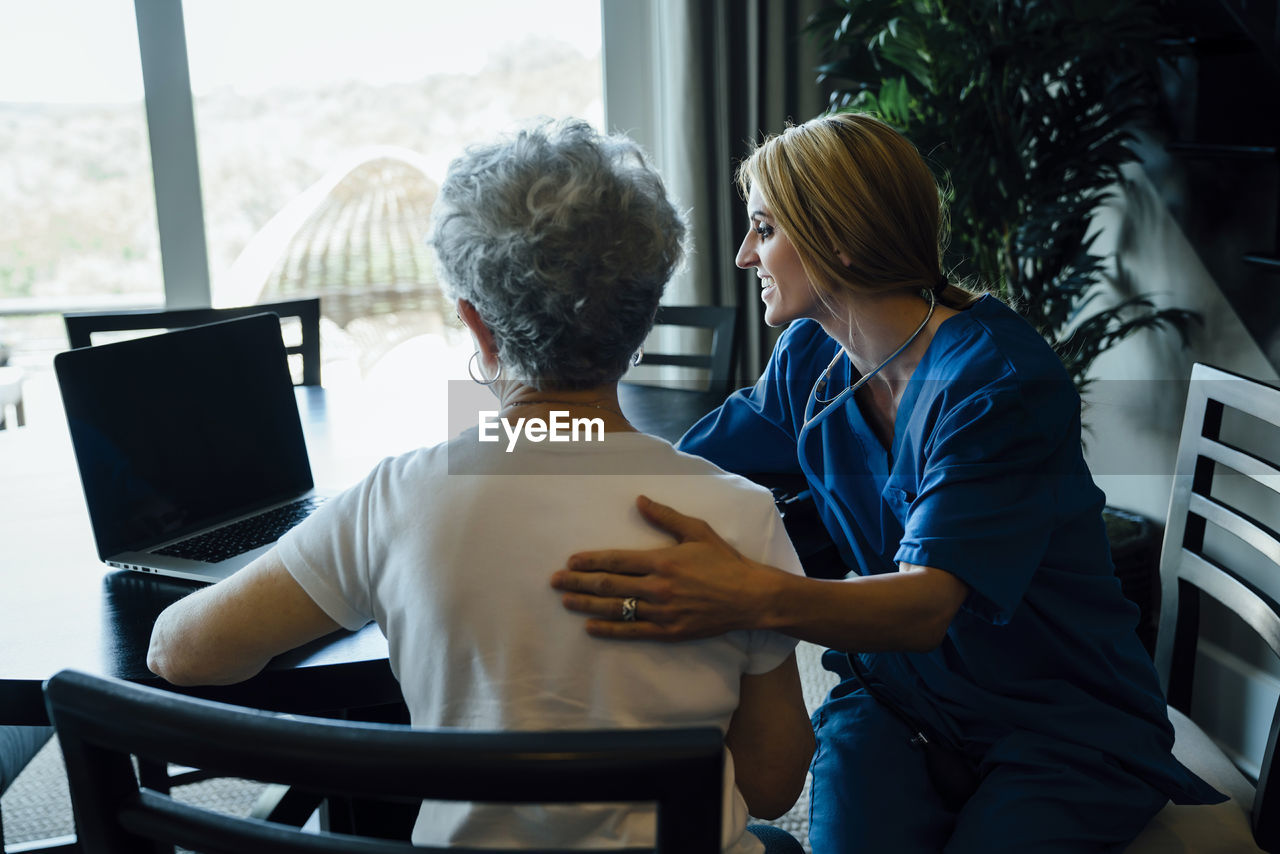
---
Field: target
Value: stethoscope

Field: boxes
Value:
[795,288,937,563]
[801,288,937,433]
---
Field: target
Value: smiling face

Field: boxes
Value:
[735,185,828,328]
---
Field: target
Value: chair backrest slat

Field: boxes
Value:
[638,305,737,397]
[63,298,322,386]
[1170,549,1280,656]
[1200,437,1280,488]
[1187,492,1280,567]
[45,670,723,853]
[122,793,428,854]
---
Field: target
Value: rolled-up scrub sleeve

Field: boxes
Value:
[894,385,1067,625]
[678,319,837,477]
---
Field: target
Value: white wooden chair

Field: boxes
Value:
[1126,363,1279,853]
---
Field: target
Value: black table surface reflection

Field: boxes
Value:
[0,381,723,725]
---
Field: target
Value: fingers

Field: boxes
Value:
[554,585,719,643]
[552,567,667,603]
[557,591,686,641]
[557,592,654,622]
[560,549,662,576]
[636,495,727,547]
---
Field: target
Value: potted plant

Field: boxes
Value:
[808,0,1197,395]
[808,0,1193,649]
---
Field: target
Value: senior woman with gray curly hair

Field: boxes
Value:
[147,119,813,853]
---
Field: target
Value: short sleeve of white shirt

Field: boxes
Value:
[275,456,399,631]
[736,488,804,675]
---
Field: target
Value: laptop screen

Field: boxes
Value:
[55,313,314,558]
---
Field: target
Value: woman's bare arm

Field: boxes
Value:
[148,551,341,686]
[550,495,969,652]
[724,652,814,819]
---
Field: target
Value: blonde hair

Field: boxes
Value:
[737,112,979,311]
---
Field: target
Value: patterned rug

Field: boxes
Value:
[1,737,267,847]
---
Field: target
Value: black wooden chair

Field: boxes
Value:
[1126,363,1280,853]
[43,669,724,854]
[63,297,322,387]
[634,305,737,398]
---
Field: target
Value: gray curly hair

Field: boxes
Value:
[429,119,686,390]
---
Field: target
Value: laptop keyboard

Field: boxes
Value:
[155,496,326,563]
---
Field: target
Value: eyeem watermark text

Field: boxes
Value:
[478,410,605,452]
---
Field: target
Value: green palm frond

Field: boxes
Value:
[810,0,1197,392]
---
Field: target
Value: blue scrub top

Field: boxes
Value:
[678,295,1219,804]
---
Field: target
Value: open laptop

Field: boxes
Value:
[54,313,325,584]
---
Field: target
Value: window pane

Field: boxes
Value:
[0,0,161,370]
[182,0,603,381]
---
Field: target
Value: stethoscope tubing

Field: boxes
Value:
[795,289,937,562]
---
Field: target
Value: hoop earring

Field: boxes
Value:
[468,351,502,386]
[631,346,644,367]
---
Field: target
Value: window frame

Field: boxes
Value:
[134,0,212,309]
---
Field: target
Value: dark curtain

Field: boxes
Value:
[602,0,830,384]
[680,0,831,384]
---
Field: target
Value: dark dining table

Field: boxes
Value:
[0,379,725,726]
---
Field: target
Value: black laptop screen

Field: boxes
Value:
[55,313,314,558]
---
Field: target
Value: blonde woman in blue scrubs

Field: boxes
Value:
[552,113,1222,852]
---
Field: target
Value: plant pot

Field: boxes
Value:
[1104,506,1162,657]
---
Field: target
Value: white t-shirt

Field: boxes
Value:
[277,428,803,851]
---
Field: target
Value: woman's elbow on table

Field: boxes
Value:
[147,627,200,686]
[147,606,197,684]
[147,607,266,686]
[146,631,202,686]
[147,552,334,686]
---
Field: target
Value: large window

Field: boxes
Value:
[0,0,161,368]
[0,0,602,381]
[181,0,601,381]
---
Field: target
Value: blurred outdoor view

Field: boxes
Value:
[0,0,602,393]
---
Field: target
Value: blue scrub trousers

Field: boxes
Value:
[747,824,805,854]
[808,687,1168,853]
